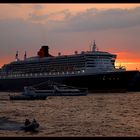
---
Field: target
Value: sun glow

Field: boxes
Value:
[115,62,140,70]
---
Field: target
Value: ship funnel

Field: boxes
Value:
[38,45,52,58]
[42,45,49,56]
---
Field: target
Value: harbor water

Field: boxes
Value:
[0,92,140,137]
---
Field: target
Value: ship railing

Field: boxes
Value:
[0,70,86,79]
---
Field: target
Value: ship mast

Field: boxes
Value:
[24,51,27,60]
[15,51,19,61]
[92,40,96,52]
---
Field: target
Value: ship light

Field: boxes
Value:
[82,70,85,73]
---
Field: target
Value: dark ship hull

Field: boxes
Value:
[0,70,139,92]
[127,71,140,91]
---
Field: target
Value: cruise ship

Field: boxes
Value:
[0,41,139,92]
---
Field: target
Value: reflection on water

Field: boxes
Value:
[0,92,140,136]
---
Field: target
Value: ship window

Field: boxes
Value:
[87,65,95,67]
[78,71,80,73]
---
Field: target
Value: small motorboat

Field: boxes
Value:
[21,119,40,132]
[9,94,47,100]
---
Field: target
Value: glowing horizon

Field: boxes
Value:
[0,50,140,71]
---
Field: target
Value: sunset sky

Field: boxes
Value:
[0,3,140,70]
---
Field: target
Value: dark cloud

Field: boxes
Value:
[47,7,140,32]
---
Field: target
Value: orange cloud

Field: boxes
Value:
[0,4,140,21]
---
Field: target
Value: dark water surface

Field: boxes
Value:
[0,92,140,136]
